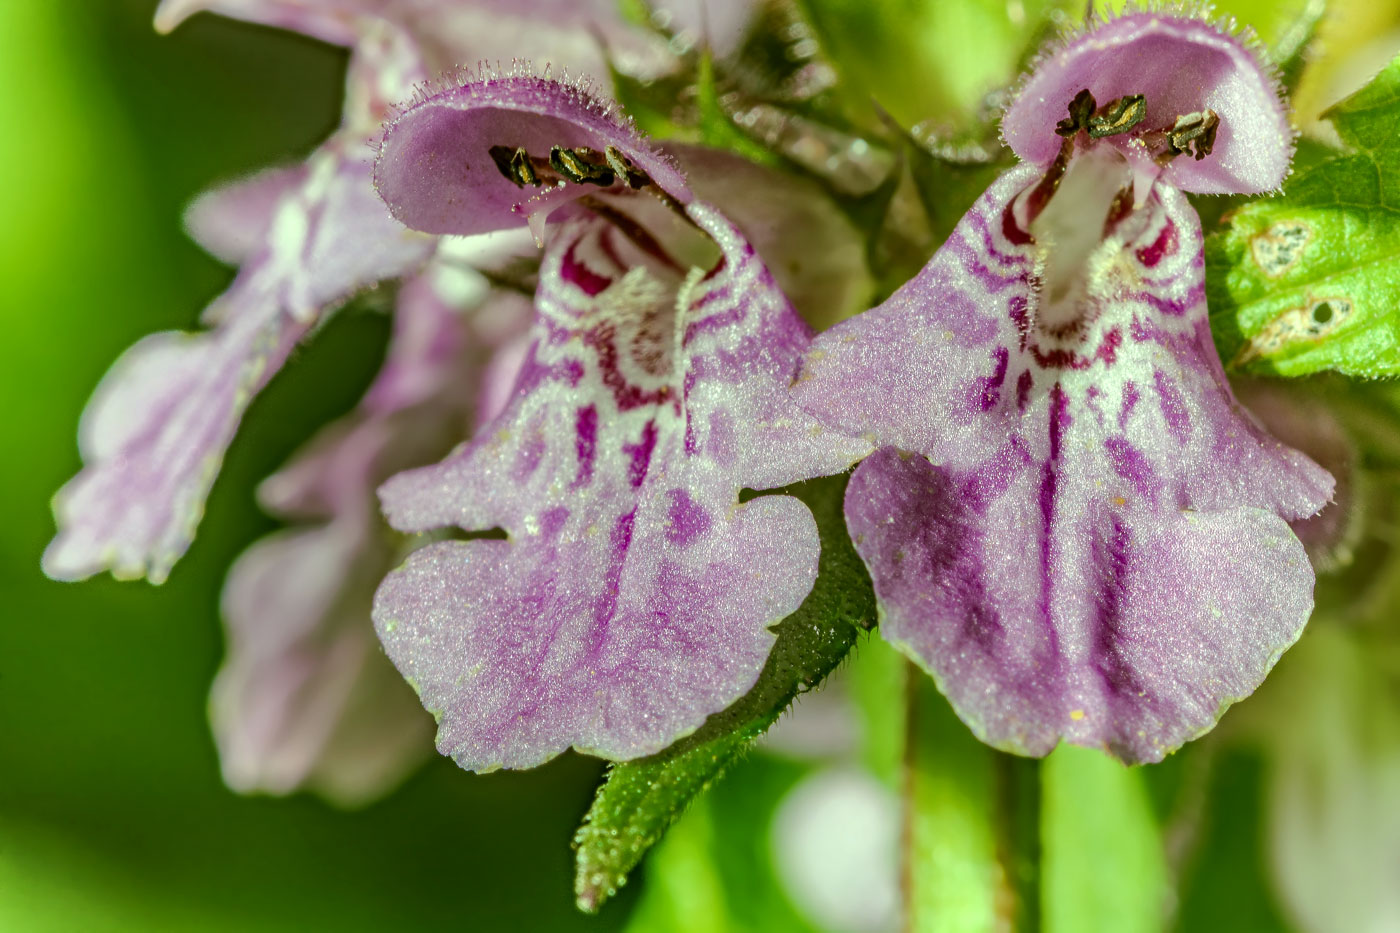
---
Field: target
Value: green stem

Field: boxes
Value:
[994,751,1042,933]
[901,664,1040,932]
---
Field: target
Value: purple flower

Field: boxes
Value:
[43,24,433,583]
[212,265,530,803]
[48,0,762,586]
[370,71,869,770]
[48,0,786,796]
[155,0,757,80]
[793,12,1334,762]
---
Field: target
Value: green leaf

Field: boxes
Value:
[1041,746,1168,933]
[620,755,821,933]
[573,473,877,913]
[1206,53,1400,378]
[693,50,784,167]
[904,138,1014,250]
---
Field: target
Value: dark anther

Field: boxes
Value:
[1055,89,1097,137]
[550,146,617,187]
[510,148,538,186]
[604,146,651,190]
[1166,110,1219,160]
[488,145,539,187]
[1088,94,1147,139]
[490,145,519,183]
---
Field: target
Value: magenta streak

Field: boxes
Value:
[1153,369,1191,444]
[572,404,598,489]
[1030,346,1093,371]
[1119,380,1140,431]
[966,204,1034,268]
[1129,315,1198,355]
[513,349,584,397]
[664,488,712,546]
[977,346,1010,411]
[683,306,745,347]
[540,316,574,345]
[540,506,570,538]
[691,283,733,310]
[584,324,670,412]
[1135,219,1178,267]
[962,435,1032,508]
[1016,369,1034,411]
[561,239,613,296]
[1090,515,1144,698]
[947,236,1029,295]
[1095,327,1123,366]
[1126,286,1205,318]
[1103,436,1162,506]
[582,509,637,661]
[623,420,659,488]
[1037,384,1070,651]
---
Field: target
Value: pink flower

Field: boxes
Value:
[793,12,1332,763]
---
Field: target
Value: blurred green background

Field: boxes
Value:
[0,2,622,929]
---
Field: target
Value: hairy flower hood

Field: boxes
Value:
[1002,10,1293,195]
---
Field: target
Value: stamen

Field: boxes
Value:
[511,148,539,186]
[1023,136,1075,227]
[1101,182,1135,236]
[1028,90,1147,228]
[550,146,617,187]
[1088,94,1146,139]
[604,146,651,190]
[1025,90,1221,236]
[491,144,651,191]
[487,142,701,245]
[1165,110,1219,161]
[1055,89,1097,137]
[490,145,539,187]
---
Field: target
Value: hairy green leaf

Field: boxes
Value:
[1207,53,1400,377]
[619,755,821,933]
[572,473,876,913]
